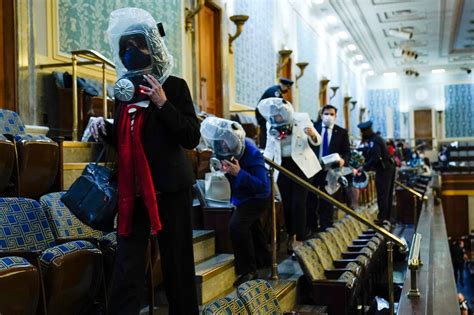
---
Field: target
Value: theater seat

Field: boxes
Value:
[237,279,282,315]
[0,256,40,315]
[294,244,358,315]
[0,109,59,198]
[0,197,102,315]
[40,192,163,289]
[202,296,247,315]
[0,134,15,193]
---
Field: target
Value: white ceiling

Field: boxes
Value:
[314,0,474,74]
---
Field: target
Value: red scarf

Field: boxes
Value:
[117,104,162,236]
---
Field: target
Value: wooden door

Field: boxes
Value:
[0,0,16,111]
[414,109,433,149]
[197,2,222,117]
[280,58,292,103]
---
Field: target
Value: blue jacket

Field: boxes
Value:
[226,139,271,206]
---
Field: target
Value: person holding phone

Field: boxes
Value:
[200,117,271,287]
[257,98,322,254]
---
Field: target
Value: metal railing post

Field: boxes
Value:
[387,241,395,315]
[269,167,279,280]
[102,62,108,118]
[408,233,422,298]
[71,54,78,141]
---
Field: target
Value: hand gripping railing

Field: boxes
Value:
[395,180,427,227]
[265,157,407,315]
[39,49,116,140]
[407,233,422,298]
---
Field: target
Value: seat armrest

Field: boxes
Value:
[55,237,99,247]
[347,245,366,251]
[324,269,350,279]
[333,259,358,268]
[341,252,363,259]
[353,239,369,245]
[0,249,42,261]
[358,234,373,239]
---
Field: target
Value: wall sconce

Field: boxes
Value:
[295,62,309,82]
[350,100,357,110]
[329,86,340,100]
[185,0,205,32]
[277,49,293,76]
[228,15,249,54]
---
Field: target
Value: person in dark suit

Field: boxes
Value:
[357,120,396,223]
[91,8,199,314]
[255,77,293,148]
[308,104,351,232]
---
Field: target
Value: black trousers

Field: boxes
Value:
[453,261,465,284]
[375,164,396,222]
[277,157,311,241]
[109,188,198,315]
[309,170,336,232]
[229,198,271,275]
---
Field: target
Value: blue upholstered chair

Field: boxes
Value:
[201,296,247,315]
[0,256,40,315]
[237,279,282,315]
[0,109,59,198]
[0,197,103,315]
[40,192,163,293]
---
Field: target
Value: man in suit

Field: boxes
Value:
[308,104,351,233]
[91,10,199,314]
[255,77,294,148]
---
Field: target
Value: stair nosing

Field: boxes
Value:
[193,230,215,244]
[195,254,234,282]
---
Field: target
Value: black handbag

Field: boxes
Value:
[61,147,117,232]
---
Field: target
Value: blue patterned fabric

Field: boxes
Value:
[40,192,105,239]
[0,134,9,141]
[0,109,25,135]
[58,0,183,76]
[234,0,275,107]
[444,84,474,138]
[237,279,282,315]
[202,296,247,315]
[0,198,56,251]
[366,89,401,138]
[296,18,319,120]
[0,256,32,270]
[40,240,96,269]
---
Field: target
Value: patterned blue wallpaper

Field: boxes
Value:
[444,84,474,138]
[296,18,318,120]
[234,0,276,107]
[58,0,183,75]
[366,89,401,139]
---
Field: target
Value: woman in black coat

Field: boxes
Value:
[91,8,199,315]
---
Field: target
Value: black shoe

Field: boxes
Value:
[233,272,258,287]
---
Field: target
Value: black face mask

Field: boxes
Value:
[122,46,152,71]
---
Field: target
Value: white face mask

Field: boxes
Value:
[322,114,335,127]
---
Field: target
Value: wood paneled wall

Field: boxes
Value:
[1,0,17,111]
